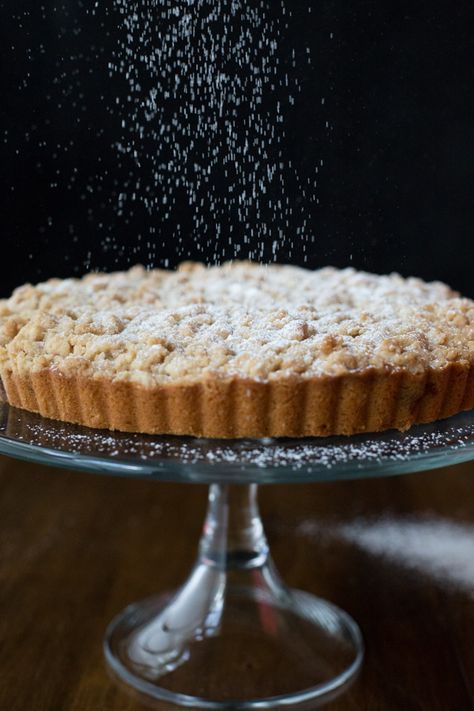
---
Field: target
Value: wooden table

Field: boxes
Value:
[0,453,472,710]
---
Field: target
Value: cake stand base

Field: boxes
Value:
[104,484,363,708]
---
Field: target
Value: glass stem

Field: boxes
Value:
[199,484,270,571]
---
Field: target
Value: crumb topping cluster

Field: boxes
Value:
[1,262,473,384]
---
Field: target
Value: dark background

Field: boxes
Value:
[0,0,472,296]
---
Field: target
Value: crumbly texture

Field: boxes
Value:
[1,262,473,383]
[0,262,473,438]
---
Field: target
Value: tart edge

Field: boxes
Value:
[1,363,473,438]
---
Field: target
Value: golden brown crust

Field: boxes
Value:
[1,263,473,438]
[2,363,473,438]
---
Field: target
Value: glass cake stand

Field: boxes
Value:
[1,401,474,709]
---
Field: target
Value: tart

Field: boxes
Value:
[0,262,473,438]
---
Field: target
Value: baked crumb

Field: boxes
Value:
[0,262,472,384]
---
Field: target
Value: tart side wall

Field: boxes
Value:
[1,364,473,438]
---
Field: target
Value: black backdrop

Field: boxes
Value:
[0,0,472,296]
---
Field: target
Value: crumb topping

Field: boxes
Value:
[0,262,473,384]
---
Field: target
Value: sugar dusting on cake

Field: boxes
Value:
[2,263,473,381]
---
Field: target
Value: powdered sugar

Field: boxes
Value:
[1,403,473,482]
[298,515,474,595]
[2,263,473,381]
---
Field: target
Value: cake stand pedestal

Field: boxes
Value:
[105,482,362,708]
[1,403,473,709]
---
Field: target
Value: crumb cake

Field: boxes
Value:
[0,262,473,438]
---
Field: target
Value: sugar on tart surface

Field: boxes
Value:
[0,262,473,438]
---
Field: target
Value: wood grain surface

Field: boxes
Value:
[0,454,472,711]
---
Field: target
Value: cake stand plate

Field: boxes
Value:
[1,402,473,709]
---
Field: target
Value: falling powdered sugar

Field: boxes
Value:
[104,0,320,263]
